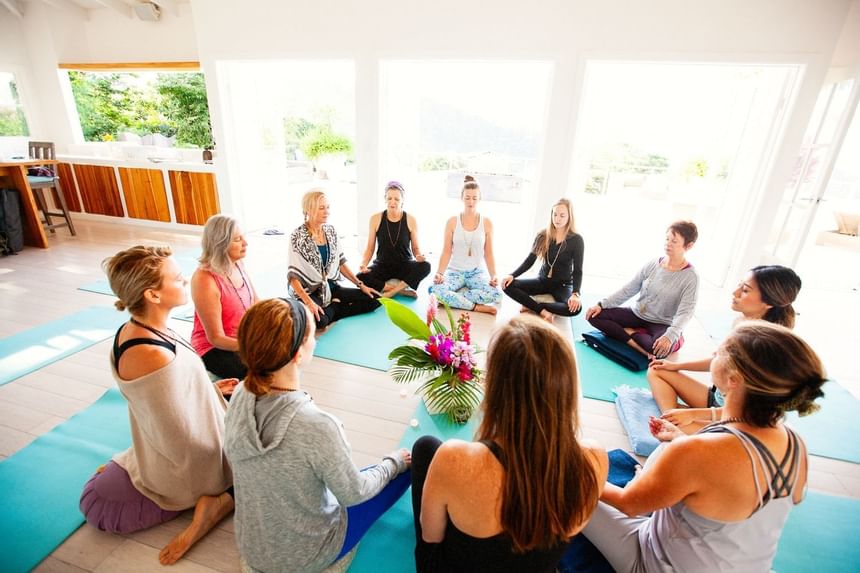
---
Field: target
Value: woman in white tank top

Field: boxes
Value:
[429,176,501,315]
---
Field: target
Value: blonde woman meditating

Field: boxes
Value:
[430,175,501,315]
[357,180,431,298]
[502,198,584,322]
[191,215,258,380]
[648,265,802,433]
[289,189,381,329]
[80,246,234,565]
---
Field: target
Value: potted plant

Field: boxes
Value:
[379,296,483,424]
[300,126,353,179]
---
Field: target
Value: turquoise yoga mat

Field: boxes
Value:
[0,305,127,387]
[349,401,478,572]
[0,388,132,573]
[775,491,860,573]
[785,381,860,464]
[77,252,201,297]
[570,313,649,402]
[314,295,425,371]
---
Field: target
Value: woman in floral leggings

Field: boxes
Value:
[429,175,501,315]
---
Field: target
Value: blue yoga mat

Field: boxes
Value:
[786,381,860,464]
[0,305,127,387]
[78,253,201,297]
[314,295,424,371]
[0,388,132,573]
[349,401,478,572]
[570,313,649,402]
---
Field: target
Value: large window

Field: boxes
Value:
[217,61,356,234]
[0,71,28,136]
[379,61,553,267]
[65,69,213,149]
[569,61,800,285]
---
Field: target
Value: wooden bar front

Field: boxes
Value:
[0,160,56,249]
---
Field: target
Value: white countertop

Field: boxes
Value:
[57,154,216,173]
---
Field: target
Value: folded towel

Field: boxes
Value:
[613,384,661,456]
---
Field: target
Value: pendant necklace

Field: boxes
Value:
[129,317,195,354]
[228,263,251,311]
[460,213,480,257]
[547,237,565,279]
[386,211,403,247]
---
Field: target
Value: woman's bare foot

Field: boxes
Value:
[158,492,234,565]
[473,304,497,315]
[401,287,418,298]
[539,309,555,323]
[520,305,532,313]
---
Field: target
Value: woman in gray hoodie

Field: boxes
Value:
[225,298,411,572]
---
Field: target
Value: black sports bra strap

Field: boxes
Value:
[113,323,176,363]
[479,439,507,468]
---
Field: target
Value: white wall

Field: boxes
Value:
[2,0,857,276]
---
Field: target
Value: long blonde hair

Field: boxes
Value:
[535,198,576,260]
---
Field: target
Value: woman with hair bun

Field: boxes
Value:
[79,246,235,566]
[648,265,802,433]
[357,180,431,298]
[585,321,824,573]
[502,198,585,322]
[429,175,502,315]
[225,298,411,573]
[191,214,258,379]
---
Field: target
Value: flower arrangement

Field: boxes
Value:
[379,295,483,423]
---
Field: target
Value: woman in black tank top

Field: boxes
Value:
[357,181,431,298]
[410,316,608,572]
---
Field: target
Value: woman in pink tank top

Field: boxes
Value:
[191,215,258,380]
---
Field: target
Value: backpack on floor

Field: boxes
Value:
[0,188,24,255]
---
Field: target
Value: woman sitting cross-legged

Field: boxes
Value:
[357,180,431,298]
[411,315,608,572]
[79,246,235,565]
[289,188,381,329]
[583,321,825,573]
[502,198,585,322]
[191,214,258,380]
[585,220,699,359]
[429,175,502,315]
[225,298,412,573]
[648,265,802,433]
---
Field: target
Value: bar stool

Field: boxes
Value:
[27,141,76,236]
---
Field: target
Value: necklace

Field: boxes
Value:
[547,237,566,279]
[717,417,747,425]
[227,263,251,311]
[269,386,298,393]
[460,213,480,257]
[129,317,196,354]
[385,211,403,247]
[307,224,325,245]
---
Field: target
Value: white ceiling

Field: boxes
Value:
[3,0,186,20]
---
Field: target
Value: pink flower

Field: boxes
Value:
[457,363,473,381]
[457,313,471,344]
[427,294,438,326]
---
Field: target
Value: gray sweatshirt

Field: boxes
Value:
[224,383,406,573]
[601,258,699,343]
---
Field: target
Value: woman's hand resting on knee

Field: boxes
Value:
[649,416,685,442]
[585,304,602,319]
[501,275,514,288]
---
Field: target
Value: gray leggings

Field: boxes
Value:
[582,501,649,573]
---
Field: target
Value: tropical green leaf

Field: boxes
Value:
[443,302,456,334]
[431,318,449,336]
[379,298,431,341]
[389,364,436,384]
[388,345,436,367]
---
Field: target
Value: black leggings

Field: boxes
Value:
[503,277,581,317]
[587,306,668,352]
[357,260,431,291]
[310,283,380,329]
[201,347,246,380]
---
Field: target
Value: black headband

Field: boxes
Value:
[284,297,308,364]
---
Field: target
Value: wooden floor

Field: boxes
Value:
[1,219,858,573]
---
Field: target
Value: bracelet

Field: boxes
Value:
[710,407,716,422]
[435,271,443,277]
[356,281,364,287]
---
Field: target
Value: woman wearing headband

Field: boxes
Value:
[648,265,802,433]
[502,198,584,322]
[584,322,824,573]
[430,175,502,315]
[79,246,234,566]
[225,298,412,573]
[357,181,431,298]
[289,189,381,329]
